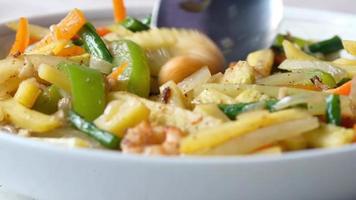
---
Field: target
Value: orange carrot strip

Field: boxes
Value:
[56,45,85,57]
[96,27,111,37]
[9,17,30,56]
[54,9,86,40]
[107,62,128,80]
[112,0,126,22]
[34,9,86,51]
[326,80,352,96]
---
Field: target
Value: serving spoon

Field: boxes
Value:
[152,0,284,63]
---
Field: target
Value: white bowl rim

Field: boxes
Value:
[0,7,355,165]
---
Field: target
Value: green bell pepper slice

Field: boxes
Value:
[110,40,150,98]
[33,85,62,114]
[79,23,113,63]
[59,62,106,121]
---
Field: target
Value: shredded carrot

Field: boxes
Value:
[107,62,128,80]
[29,37,39,45]
[112,0,126,22]
[9,17,30,56]
[56,45,85,57]
[288,84,321,91]
[96,27,111,37]
[54,9,86,40]
[326,80,352,96]
[33,9,86,52]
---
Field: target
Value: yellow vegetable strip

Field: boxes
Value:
[38,64,71,93]
[180,109,313,154]
[0,99,61,133]
[14,78,41,108]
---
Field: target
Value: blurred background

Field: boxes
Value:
[0,0,354,22]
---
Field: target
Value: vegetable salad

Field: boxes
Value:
[0,0,355,156]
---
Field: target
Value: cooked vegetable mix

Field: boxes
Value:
[0,1,355,156]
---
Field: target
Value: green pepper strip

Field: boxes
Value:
[218,100,278,120]
[326,94,341,126]
[33,85,62,115]
[121,16,150,32]
[68,111,120,149]
[111,40,150,98]
[307,36,343,54]
[59,62,106,121]
[79,23,113,63]
[141,15,152,26]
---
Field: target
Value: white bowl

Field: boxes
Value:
[1,7,356,200]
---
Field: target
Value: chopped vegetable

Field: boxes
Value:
[305,124,355,148]
[246,49,274,77]
[327,80,352,96]
[107,62,128,80]
[9,17,30,56]
[278,59,348,83]
[282,40,317,60]
[68,111,120,149]
[110,40,150,97]
[14,78,41,108]
[94,99,150,137]
[218,100,277,120]
[112,0,126,22]
[38,64,71,93]
[342,40,356,56]
[121,16,150,32]
[59,63,106,121]
[141,15,152,26]
[33,85,62,114]
[56,45,85,57]
[7,21,49,40]
[326,94,341,126]
[79,23,113,63]
[0,99,61,133]
[32,9,86,53]
[180,109,318,154]
[307,36,343,54]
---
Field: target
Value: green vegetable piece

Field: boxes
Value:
[308,36,343,54]
[79,23,113,63]
[218,103,250,120]
[326,94,341,126]
[59,62,106,121]
[336,78,352,87]
[121,16,150,32]
[111,40,150,97]
[141,15,152,26]
[68,111,120,149]
[33,85,62,114]
[72,38,84,46]
[273,34,312,49]
[308,70,336,89]
[219,100,279,120]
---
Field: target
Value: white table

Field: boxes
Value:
[0,0,353,199]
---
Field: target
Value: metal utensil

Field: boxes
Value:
[152,0,283,62]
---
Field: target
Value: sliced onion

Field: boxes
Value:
[257,72,312,86]
[278,59,348,83]
[272,93,324,114]
[89,56,114,74]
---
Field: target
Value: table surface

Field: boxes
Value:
[0,0,354,199]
